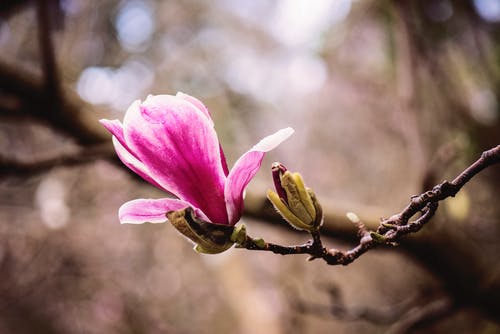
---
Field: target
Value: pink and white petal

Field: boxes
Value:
[175,92,212,122]
[100,119,125,144]
[100,102,140,145]
[100,100,142,160]
[224,127,294,224]
[119,198,194,224]
[112,136,166,191]
[250,127,295,152]
[123,95,229,224]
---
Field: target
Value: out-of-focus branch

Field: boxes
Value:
[0,143,115,176]
[1,0,108,146]
[237,145,500,266]
[293,282,424,325]
[0,0,31,18]
[36,0,62,120]
[292,282,455,333]
[0,59,115,176]
[386,298,456,334]
[0,61,110,145]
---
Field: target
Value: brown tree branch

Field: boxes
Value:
[0,61,109,145]
[36,0,62,119]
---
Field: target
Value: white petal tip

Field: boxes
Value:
[99,118,116,125]
[252,127,295,152]
[126,99,142,113]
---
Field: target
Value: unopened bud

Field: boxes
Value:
[267,163,323,232]
[167,207,234,254]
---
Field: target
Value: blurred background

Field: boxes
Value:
[1,0,500,333]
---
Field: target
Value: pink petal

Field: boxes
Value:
[100,119,125,144]
[175,92,212,122]
[224,127,294,224]
[100,100,143,161]
[123,95,229,224]
[111,136,166,191]
[101,103,168,191]
[119,198,197,224]
[175,93,229,175]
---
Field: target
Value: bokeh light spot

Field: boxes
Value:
[474,0,500,22]
[115,0,155,52]
[270,0,351,48]
[35,176,70,230]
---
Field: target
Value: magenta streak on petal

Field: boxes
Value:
[271,163,288,202]
[219,144,229,176]
[119,198,204,224]
[124,96,229,224]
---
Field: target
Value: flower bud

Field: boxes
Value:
[167,207,234,254]
[267,163,323,232]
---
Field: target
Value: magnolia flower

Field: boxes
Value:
[100,93,293,251]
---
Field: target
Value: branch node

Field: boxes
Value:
[369,232,387,244]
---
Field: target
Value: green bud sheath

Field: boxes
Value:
[307,189,323,229]
[291,172,316,219]
[167,208,234,254]
[167,209,201,243]
[267,189,314,231]
[281,172,314,224]
[268,163,324,232]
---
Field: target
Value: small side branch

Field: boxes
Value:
[238,145,500,265]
